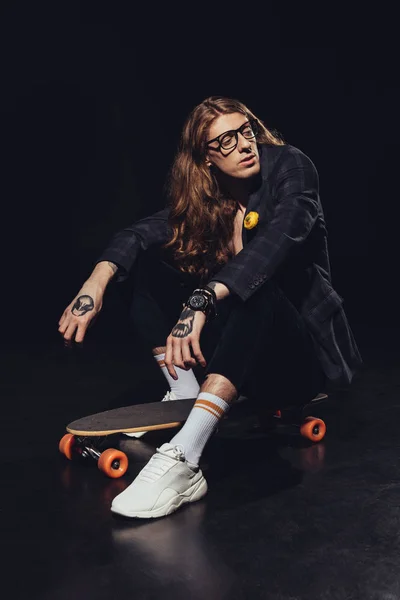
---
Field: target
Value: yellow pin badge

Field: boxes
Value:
[244,211,259,230]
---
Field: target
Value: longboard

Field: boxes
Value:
[59,394,328,478]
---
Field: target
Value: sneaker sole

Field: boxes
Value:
[123,431,147,438]
[111,476,208,519]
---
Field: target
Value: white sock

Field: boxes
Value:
[154,353,200,399]
[169,392,230,465]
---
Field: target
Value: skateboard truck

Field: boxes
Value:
[59,434,129,478]
[271,410,327,441]
[255,393,328,442]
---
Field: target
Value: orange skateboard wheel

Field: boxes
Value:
[98,448,129,478]
[300,416,326,442]
[59,433,76,460]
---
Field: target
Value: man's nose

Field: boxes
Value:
[237,133,252,151]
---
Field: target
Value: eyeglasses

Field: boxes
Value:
[206,119,258,152]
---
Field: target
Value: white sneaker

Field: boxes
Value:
[111,443,208,518]
[123,391,178,438]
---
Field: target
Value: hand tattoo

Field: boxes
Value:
[171,307,195,338]
[72,295,94,317]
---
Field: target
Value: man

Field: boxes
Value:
[59,96,362,518]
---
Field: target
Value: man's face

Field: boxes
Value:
[206,112,260,179]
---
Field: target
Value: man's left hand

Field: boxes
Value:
[165,308,207,379]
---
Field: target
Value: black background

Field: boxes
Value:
[2,2,399,349]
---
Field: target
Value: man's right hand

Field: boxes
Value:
[58,261,118,346]
[58,282,104,346]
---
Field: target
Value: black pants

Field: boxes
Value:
[129,249,326,409]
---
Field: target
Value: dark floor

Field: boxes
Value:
[3,325,400,600]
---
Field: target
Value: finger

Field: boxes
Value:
[181,340,196,369]
[172,338,186,370]
[59,306,76,331]
[190,338,206,367]
[63,322,78,345]
[58,323,66,335]
[165,336,178,380]
[74,322,88,344]
[59,305,72,327]
[58,317,71,335]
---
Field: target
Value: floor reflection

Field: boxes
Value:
[111,502,235,599]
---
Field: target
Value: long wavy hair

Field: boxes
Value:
[164,96,285,280]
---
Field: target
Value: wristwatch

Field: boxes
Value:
[185,286,217,321]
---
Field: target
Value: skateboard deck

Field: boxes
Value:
[66,397,197,436]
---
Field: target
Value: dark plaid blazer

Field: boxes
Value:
[97,144,362,386]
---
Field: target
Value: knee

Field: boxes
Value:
[200,373,237,404]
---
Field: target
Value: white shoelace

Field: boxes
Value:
[138,445,185,483]
[162,391,176,402]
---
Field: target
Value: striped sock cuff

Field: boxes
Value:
[154,353,166,368]
[194,392,230,418]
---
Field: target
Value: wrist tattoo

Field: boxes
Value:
[72,295,94,317]
[171,307,195,338]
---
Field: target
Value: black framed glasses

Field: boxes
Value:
[206,119,258,152]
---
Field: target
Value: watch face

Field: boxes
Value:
[190,294,206,309]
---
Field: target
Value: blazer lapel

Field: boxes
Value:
[241,146,273,246]
[242,177,268,246]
